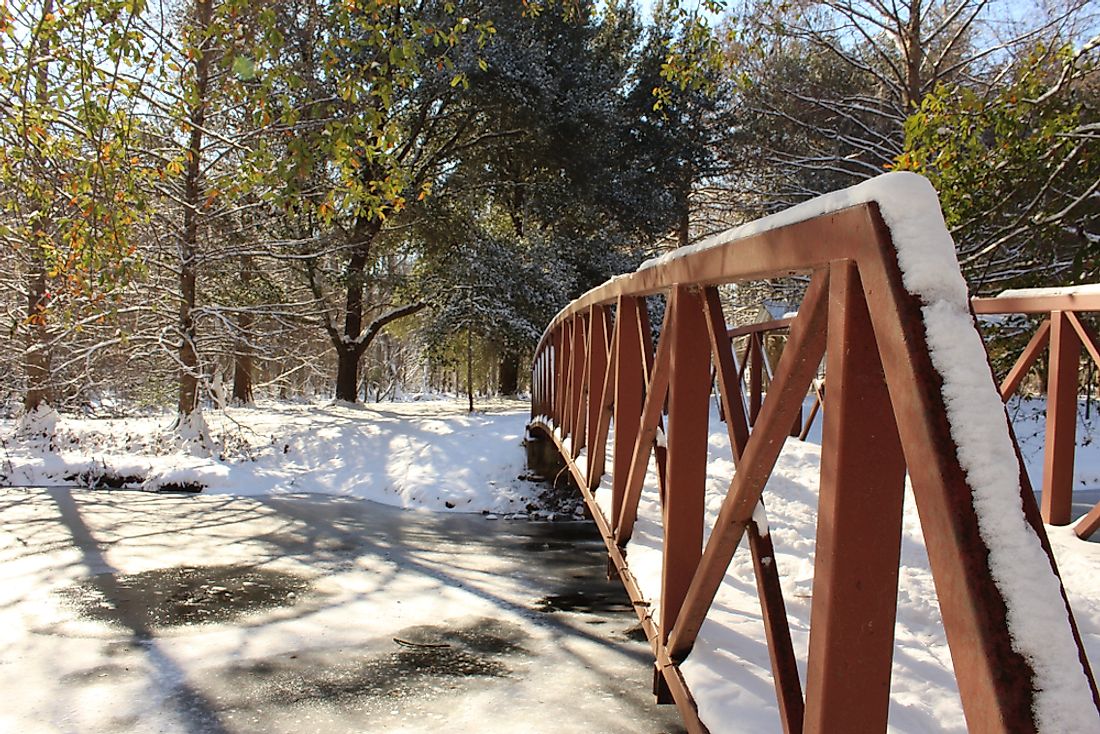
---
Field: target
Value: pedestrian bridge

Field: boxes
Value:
[525,172,1100,733]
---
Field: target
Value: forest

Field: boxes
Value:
[0,0,1096,431]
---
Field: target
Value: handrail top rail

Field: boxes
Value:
[726,317,795,339]
[972,285,1100,315]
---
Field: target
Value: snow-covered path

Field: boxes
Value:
[0,489,685,734]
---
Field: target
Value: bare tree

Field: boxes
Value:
[717,0,1097,208]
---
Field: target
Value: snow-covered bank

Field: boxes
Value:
[0,399,542,515]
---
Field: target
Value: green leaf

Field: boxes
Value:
[232,55,256,80]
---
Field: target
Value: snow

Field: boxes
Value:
[173,408,214,457]
[997,284,1100,299]
[0,399,540,515]
[15,403,59,443]
[752,500,769,538]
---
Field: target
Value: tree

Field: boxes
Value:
[0,0,151,414]
[117,0,267,440]
[177,0,215,422]
[716,0,1097,209]
[0,0,795,414]
[408,0,700,394]
[899,37,1098,290]
[234,0,495,402]
[627,0,730,245]
[413,201,571,399]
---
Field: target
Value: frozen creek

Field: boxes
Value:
[0,489,685,734]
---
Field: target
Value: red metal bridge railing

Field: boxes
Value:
[744,290,1100,530]
[971,289,1100,539]
[526,174,1099,734]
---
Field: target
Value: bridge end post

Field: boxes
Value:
[524,427,567,483]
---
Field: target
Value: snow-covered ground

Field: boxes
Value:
[1,395,1098,732]
[1,398,546,516]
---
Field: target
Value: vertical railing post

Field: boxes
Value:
[568,316,579,443]
[803,261,906,733]
[532,351,540,418]
[586,305,609,482]
[613,296,645,537]
[571,315,588,457]
[558,322,571,431]
[549,332,556,421]
[543,346,551,416]
[1042,310,1080,525]
[659,287,711,655]
[542,341,549,419]
[749,333,763,425]
[538,350,546,417]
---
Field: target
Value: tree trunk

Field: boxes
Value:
[178,259,199,414]
[24,0,55,413]
[466,328,474,412]
[25,266,51,412]
[903,0,924,109]
[330,218,376,403]
[178,0,213,417]
[232,342,254,403]
[335,347,359,402]
[498,350,520,396]
[232,254,254,403]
